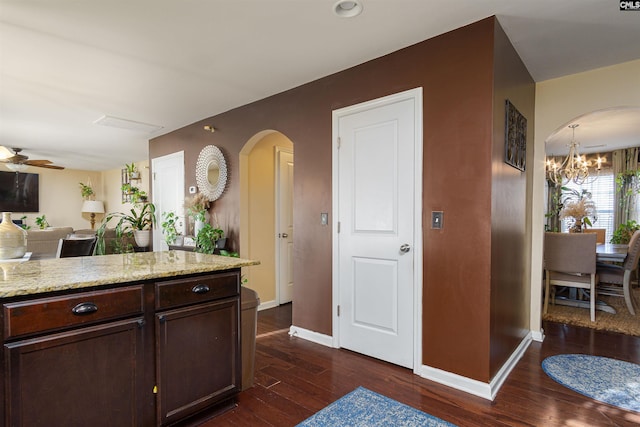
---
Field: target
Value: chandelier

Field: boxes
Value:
[545,124,604,185]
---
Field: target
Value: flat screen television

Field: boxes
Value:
[0,171,39,213]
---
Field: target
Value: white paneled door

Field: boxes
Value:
[152,152,185,250]
[277,148,294,304]
[333,89,421,369]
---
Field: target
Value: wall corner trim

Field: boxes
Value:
[531,329,545,342]
[420,333,533,401]
[289,325,335,348]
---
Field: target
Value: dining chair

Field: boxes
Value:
[544,232,598,322]
[55,236,97,258]
[583,228,606,244]
[596,230,640,315]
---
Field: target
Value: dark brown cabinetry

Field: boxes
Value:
[155,272,240,425]
[1,270,241,427]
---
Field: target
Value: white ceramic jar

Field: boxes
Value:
[0,212,28,259]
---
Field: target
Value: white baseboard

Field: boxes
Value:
[257,300,278,311]
[420,332,533,401]
[289,325,335,348]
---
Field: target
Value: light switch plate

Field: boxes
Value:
[431,211,443,229]
[320,212,329,226]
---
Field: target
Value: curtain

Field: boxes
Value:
[545,155,564,232]
[612,147,640,229]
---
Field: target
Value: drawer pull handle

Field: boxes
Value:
[192,284,210,294]
[72,302,98,316]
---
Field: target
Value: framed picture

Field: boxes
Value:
[504,99,527,171]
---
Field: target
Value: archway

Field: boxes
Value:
[240,130,294,310]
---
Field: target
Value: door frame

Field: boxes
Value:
[331,87,423,374]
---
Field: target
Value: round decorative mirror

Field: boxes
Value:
[196,145,227,201]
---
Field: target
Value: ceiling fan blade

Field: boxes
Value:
[25,159,53,165]
[30,163,65,170]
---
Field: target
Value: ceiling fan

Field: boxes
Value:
[0,147,65,171]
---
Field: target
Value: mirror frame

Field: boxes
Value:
[195,145,227,201]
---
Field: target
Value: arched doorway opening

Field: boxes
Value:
[240,130,294,310]
[536,106,640,335]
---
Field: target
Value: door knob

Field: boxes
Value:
[400,244,411,253]
[281,233,289,238]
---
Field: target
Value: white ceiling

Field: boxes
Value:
[1,0,639,171]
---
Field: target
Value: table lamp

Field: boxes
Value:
[82,200,105,230]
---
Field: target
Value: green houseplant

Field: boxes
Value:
[35,215,50,230]
[125,162,140,180]
[610,220,640,244]
[79,182,95,200]
[161,211,182,245]
[195,223,224,254]
[96,203,156,254]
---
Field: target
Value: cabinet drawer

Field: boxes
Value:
[3,285,144,339]
[155,272,239,310]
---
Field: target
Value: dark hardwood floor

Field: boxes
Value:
[208,304,640,426]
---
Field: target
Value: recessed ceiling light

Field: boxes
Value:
[334,0,363,18]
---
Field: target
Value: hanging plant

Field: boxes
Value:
[79,182,95,200]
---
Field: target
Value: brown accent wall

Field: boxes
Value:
[489,23,535,379]
[149,16,534,384]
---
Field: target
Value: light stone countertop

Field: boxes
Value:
[0,250,259,299]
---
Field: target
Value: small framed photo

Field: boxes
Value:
[504,99,527,171]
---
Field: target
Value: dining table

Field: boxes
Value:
[596,243,628,263]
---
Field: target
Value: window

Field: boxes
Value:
[560,169,615,243]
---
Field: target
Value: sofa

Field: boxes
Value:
[26,227,74,258]
[26,227,138,258]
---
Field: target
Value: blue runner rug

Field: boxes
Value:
[542,354,640,412]
[296,386,456,426]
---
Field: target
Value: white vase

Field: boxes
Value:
[194,219,206,237]
[133,230,151,248]
[0,212,28,259]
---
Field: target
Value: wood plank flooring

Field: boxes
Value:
[208,304,640,426]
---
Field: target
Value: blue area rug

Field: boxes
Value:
[296,386,456,426]
[542,354,640,412]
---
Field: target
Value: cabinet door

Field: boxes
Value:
[5,318,145,427]
[156,298,239,426]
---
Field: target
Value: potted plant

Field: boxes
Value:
[195,223,224,254]
[161,211,182,246]
[35,215,50,230]
[79,182,95,200]
[126,162,140,180]
[96,202,156,253]
[559,188,597,232]
[610,220,640,244]
[184,192,210,235]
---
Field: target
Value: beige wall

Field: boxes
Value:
[101,159,150,221]
[4,158,149,231]
[4,166,102,230]
[530,59,640,335]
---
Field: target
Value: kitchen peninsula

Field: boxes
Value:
[0,250,259,426]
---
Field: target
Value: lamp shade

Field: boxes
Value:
[81,200,105,214]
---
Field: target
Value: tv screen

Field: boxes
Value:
[0,171,39,213]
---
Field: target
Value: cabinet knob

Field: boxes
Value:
[71,302,98,316]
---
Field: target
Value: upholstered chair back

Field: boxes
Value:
[544,232,597,275]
